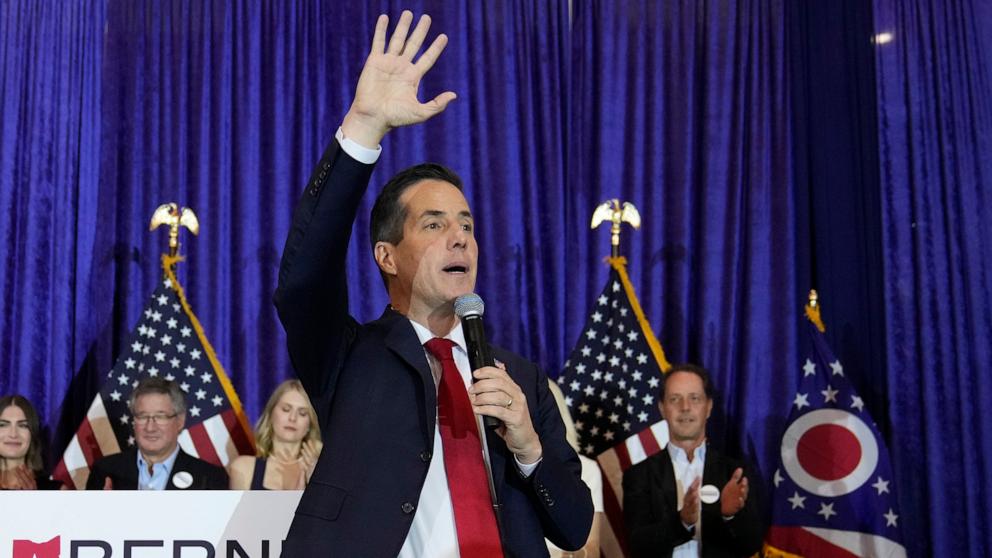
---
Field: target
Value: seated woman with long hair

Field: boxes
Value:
[1,395,60,490]
[228,379,322,490]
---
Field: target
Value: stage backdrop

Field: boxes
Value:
[1,1,990,556]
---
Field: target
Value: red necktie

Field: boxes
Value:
[424,337,504,557]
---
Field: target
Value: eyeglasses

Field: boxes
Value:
[133,413,178,426]
[664,394,707,406]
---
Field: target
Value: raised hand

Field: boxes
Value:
[342,11,457,148]
[720,467,749,516]
[299,439,322,486]
[679,477,701,526]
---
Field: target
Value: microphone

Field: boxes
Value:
[454,293,501,428]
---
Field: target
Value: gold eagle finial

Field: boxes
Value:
[591,199,641,257]
[149,203,199,258]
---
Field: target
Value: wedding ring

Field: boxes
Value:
[505,397,513,409]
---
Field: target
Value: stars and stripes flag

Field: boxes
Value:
[558,257,671,557]
[53,255,254,489]
[763,302,906,557]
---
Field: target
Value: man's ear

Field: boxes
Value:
[374,241,398,277]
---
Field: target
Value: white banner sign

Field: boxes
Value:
[0,491,302,558]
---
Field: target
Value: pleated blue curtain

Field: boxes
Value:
[0,0,106,433]
[0,0,573,461]
[568,0,797,472]
[2,2,991,555]
[873,0,992,554]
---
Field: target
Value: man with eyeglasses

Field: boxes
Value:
[85,377,228,490]
[622,364,764,558]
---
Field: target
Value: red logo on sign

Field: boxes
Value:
[12,536,60,558]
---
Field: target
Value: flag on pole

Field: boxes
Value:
[558,257,671,557]
[53,254,255,489]
[763,301,906,557]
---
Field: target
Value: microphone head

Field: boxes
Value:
[454,294,485,318]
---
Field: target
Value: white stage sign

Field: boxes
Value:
[0,491,302,558]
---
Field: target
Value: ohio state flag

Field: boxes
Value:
[764,302,906,557]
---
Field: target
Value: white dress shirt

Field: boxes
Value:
[667,442,706,558]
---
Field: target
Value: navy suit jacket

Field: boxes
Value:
[274,140,593,557]
[622,444,764,558]
[85,448,228,490]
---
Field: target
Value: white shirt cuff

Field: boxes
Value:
[335,126,381,164]
[514,454,541,478]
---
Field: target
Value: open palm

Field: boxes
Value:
[345,12,456,145]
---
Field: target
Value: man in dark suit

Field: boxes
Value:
[623,365,763,558]
[274,10,592,557]
[85,377,227,490]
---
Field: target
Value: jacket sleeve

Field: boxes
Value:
[623,455,695,557]
[273,140,377,427]
[524,366,595,551]
[85,459,109,490]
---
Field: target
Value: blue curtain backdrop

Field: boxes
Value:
[873,0,992,555]
[1,1,990,556]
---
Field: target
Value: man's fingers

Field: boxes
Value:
[370,14,389,55]
[386,10,414,55]
[401,14,432,60]
[414,34,449,74]
[103,477,113,491]
[690,477,702,491]
[422,92,457,117]
[732,467,744,483]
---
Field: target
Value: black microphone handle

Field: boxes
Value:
[461,315,501,428]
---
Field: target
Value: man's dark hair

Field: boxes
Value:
[369,163,464,283]
[661,363,715,400]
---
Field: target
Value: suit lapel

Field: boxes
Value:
[657,447,680,506]
[166,449,199,490]
[702,445,723,487]
[117,449,139,490]
[380,309,438,448]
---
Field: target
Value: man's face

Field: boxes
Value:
[660,371,713,445]
[132,393,185,460]
[376,179,478,315]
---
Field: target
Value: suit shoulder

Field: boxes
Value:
[625,450,669,477]
[93,450,133,469]
[490,345,539,373]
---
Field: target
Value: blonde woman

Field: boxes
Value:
[229,380,322,490]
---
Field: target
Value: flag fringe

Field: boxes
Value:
[161,254,256,452]
[804,302,826,333]
[607,256,671,371]
[762,542,804,558]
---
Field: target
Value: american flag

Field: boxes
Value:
[54,255,255,489]
[558,257,671,557]
[764,304,907,557]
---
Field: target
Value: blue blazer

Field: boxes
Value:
[274,140,593,557]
